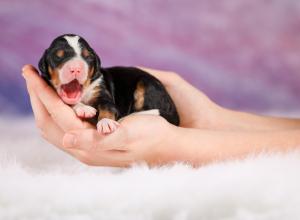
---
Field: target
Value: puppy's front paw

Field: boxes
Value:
[97,118,120,134]
[73,104,97,118]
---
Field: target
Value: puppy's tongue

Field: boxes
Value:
[60,80,82,104]
[61,80,81,98]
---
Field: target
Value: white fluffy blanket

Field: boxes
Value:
[0,117,300,220]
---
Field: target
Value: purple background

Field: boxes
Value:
[1,0,300,115]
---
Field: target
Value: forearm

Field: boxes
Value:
[140,67,300,131]
[165,126,300,166]
[216,107,300,131]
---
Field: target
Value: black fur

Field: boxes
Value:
[101,67,179,125]
[38,34,180,126]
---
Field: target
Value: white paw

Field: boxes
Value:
[73,104,97,118]
[97,118,120,134]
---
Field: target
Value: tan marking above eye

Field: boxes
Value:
[56,49,64,58]
[82,48,90,58]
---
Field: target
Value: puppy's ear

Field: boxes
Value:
[91,52,102,81]
[38,49,50,81]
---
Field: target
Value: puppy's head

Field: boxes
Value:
[39,34,101,105]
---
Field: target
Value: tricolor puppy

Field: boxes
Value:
[39,34,179,134]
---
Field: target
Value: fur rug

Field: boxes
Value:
[0,117,300,220]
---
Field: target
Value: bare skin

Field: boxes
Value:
[22,64,300,167]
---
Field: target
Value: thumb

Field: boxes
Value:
[62,127,128,151]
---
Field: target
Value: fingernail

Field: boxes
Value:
[63,133,77,148]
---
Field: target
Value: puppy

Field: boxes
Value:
[38,34,179,134]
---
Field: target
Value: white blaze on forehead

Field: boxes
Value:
[58,35,89,85]
[64,35,81,55]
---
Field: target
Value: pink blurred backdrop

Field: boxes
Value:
[1,0,300,114]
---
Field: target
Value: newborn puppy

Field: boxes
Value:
[38,34,179,134]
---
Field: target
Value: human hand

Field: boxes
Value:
[139,67,220,129]
[62,114,177,167]
[22,65,177,167]
[22,65,95,155]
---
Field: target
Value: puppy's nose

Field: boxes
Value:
[68,61,84,77]
[60,59,87,84]
[69,66,82,75]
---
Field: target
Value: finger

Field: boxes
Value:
[38,117,65,149]
[26,84,83,157]
[23,66,93,159]
[63,126,128,151]
[24,71,51,126]
[22,64,86,131]
[63,128,134,167]
[27,87,65,147]
[27,85,86,161]
[23,68,64,147]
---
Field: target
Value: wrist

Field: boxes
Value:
[151,123,184,165]
[165,126,225,166]
[159,125,206,166]
[193,100,227,130]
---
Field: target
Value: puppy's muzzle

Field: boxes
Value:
[60,59,87,84]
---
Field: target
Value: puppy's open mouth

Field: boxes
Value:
[59,79,83,105]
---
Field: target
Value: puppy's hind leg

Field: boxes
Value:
[97,104,119,135]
